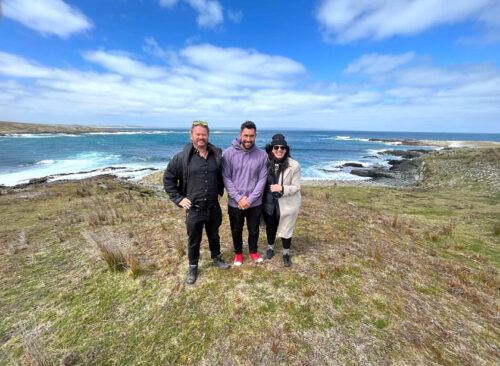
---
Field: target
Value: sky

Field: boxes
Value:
[1,0,500,132]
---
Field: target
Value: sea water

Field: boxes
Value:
[1,129,499,186]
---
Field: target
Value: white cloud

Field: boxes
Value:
[315,0,500,43]
[185,0,223,28]
[1,48,499,132]
[0,52,52,78]
[227,10,243,24]
[180,44,306,79]
[3,0,92,38]
[143,38,179,65]
[344,52,416,75]
[82,51,168,79]
[159,0,179,8]
[159,0,224,28]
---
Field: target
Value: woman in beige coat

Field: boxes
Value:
[263,134,301,267]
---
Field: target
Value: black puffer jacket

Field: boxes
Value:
[163,143,224,206]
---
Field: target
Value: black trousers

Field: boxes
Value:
[228,205,262,254]
[263,209,291,249]
[186,203,222,266]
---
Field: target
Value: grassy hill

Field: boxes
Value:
[0,147,499,365]
[0,121,112,135]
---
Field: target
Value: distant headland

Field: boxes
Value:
[0,121,118,135]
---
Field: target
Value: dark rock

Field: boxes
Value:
[55,167,127,177]
[28,177,49,185]
[369,138,422,146]
[131,167,159,172]
[350,169,394,179]
[319,168,340,173]
[381,149,430,159]
[337,162,364,168]
[389,159,419,172]
[387,159,402,167]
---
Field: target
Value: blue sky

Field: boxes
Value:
[1,0,500,132]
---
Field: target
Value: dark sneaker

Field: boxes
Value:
[213,255,230,269]
[186,266,198,284]
[266,248,275,259]
[283,254,292,267]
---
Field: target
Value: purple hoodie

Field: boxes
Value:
[222,138,268,208]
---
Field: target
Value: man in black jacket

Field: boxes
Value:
[164,121,230,284]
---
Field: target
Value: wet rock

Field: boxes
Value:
[319,168,340,173]
[350,169,394,178]
[381,149,430,159]
[337,162,364,168]
[389,159,420,172]
[28,177,49,185]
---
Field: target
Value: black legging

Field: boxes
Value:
[263,209,291,249]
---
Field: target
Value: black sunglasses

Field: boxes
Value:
[273,145,286,151]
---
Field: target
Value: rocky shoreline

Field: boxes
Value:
[0,166,159,193]
[2,139,498,193]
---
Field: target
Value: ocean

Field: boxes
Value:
[1,129,499,187]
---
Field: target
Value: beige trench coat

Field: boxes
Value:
[276,158,301,238]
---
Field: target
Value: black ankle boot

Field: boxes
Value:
[283,254,292,267]
[186,266,198,284]
[213,255,230,269]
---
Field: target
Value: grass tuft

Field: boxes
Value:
[440,221,454,236]
[392,215,400,229]
[83,230,140,274]
[19,320,50,366]
[125,254,141,278]
[493,222,500,236]
[373,318,389,330]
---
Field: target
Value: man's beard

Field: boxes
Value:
[194,139,207,148]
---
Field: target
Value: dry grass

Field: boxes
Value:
[494,222,500,236]
[19,320,50,366]
[83,230,140,275]
[0,147,499,365]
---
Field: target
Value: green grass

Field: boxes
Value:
[1,147,499,365]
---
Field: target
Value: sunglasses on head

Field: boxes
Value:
[192,120,208,127]
[273,145,286,151]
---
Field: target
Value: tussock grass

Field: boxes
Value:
[83,230,140,276]
[83,230,128,271]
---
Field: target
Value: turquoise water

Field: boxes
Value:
[1,129,499,186]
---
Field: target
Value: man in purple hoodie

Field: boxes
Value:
[222,121,268,266]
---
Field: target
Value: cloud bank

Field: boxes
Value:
[0,45,499,132]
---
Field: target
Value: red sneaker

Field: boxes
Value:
[249,252,263,263]
[234,253,243,266]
